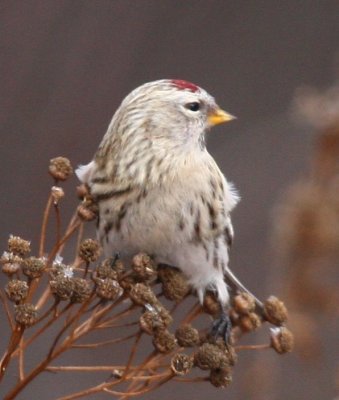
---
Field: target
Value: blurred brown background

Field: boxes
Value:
[1,1,338,399]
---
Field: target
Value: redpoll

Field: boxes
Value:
[76,79,251,338]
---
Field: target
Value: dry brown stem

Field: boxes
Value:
[0,157,293,399]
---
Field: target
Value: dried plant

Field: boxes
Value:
[0,157,293,399]
[278,85,339,340]
[270,83,339,398]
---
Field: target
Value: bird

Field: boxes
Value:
[76,79,253,340]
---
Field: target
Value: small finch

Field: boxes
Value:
[76,79,254,339]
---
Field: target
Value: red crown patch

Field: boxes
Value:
[171,79,199,92]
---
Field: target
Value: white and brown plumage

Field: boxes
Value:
[76,79,239,308]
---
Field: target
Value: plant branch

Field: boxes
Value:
[39,193,53,257]
[0,288,14,331]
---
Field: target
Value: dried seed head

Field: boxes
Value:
[194,343,230,371]
[71,278,91,303]
[157,265,190,302]
[51,186,65,204]
[2,262,20,276]
[5,280,29,303]
[76,184,89,199]
[1,252,22,276]
[22,257,46,279]
[156,305,173,327]
[238,312,262,332]
[15,303,38,327]
[171,353,193,375]
[139,309,165,335]
[233,292,256,315]
[113,259,125,275]
[50,256,73,279]
[132,253,157,281]
[93,258,119,280]
[152,329,177,353]
[270,327,294,354]
[209,368,232,388]
[119,275,136,291]
[141,304,173,329]
[8,235,31,257]
[229,308,240,325]
[175,324,200,347]
[208,338,238,365]
[49,157,73,181]
[264,296,288,325]
[129,283,158,306]
[77,200,98,221]
[95,278,122,300]
[203,292,222,317]
[216,340,238,366]
[50,262,73,280]
[78,239,101,263]
[50,276,75,301]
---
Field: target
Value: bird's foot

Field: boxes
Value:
[110,252,121,266]
[211,311,232,345]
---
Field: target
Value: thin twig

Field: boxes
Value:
[35,286,52,310]
[93,320,139,330]
[75,221,84,260]
[108,371,174,397]
[95,302,136,328]
[30,214,81,310]
[71,297,120,338]
[71,332,138,349]
[39,193,53,257]
[47,217,81,265]
[54,203,62,248]
[35,299,59,323]
[121,330,143,379]
[0,288,14,331]
[56,366,162,400]
[3,294,97,399]
[174,376,209,383]
[55,381,117,400]
[235,343,271,351]
[0,324,24,382]
[181,301,202,324]
[57,212,79,255]
[18,336,25,381]
[47,294,95,359]
[46,365,153,373]
[12,302,72,357]
[119,350,163,399]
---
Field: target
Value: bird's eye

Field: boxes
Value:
[185,102,200,112]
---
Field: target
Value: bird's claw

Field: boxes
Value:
[111,252,121,266]
[211,311,232,345]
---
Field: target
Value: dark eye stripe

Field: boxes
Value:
[185,102,200,112]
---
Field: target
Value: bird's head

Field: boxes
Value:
[109,79,235,151]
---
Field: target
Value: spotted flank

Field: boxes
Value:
[93,187,132,202]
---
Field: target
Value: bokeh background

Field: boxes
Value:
[1,1,338,399]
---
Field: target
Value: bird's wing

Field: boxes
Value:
[224,214,234,250]
[76,156,139,204]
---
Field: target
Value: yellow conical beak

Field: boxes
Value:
[208,108,236,126]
